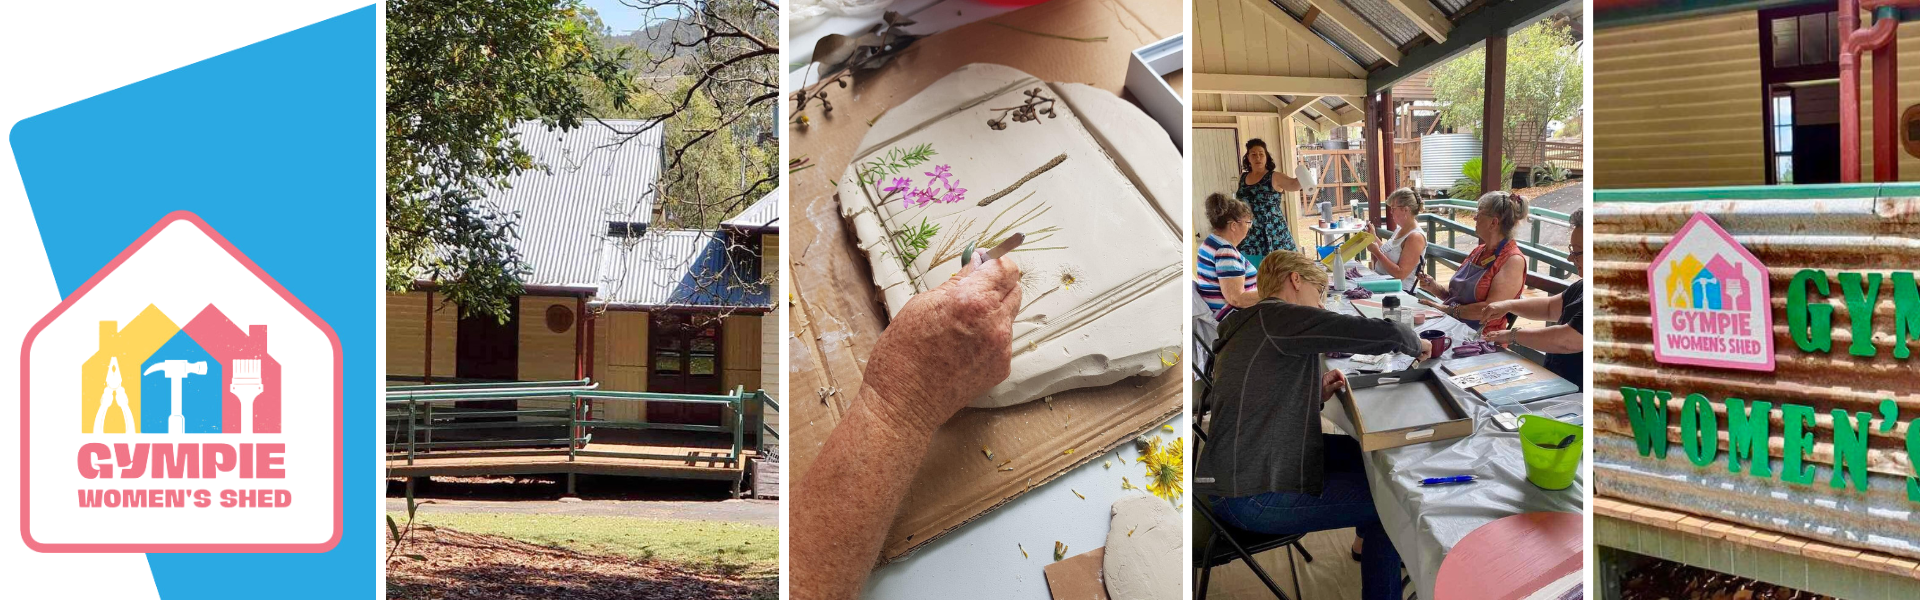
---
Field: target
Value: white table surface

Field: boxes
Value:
[863,413,1186,599]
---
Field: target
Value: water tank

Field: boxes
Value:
[1419,133,1481,193]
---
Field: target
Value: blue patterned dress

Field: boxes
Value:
[1235,170,1298,261]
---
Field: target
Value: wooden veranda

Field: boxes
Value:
[384,379,780,497]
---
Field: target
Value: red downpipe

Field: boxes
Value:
[1841,0,1900,182]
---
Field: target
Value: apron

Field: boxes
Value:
[1448,239,1521,331]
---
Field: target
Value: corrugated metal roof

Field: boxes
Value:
[721,186,783,231]
[1436,0,1472,16]
[595,229,772,309]
[484,119,664,289]
[1274,0,1385,66]
[1341,0,1425,46]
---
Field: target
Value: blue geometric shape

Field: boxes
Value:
[11,5,374,598]
[140,331,224,434]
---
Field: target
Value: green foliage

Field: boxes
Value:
[385,0,630,322]
[893,218,941,268]
[1451,156,1516,200]
[1428,19,1582,138]
[1529,163,1570,187]
[858,144,939,187]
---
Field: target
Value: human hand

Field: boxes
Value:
[1482,328,1515,346]
[1321,369,1348,401]
[1418,339,1434,360]
[861,249,1023,434]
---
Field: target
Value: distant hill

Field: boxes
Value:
[616,17,703,62]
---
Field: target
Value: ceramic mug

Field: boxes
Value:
[1420,329,1452,359]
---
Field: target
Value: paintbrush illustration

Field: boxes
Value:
[231,359,263,434]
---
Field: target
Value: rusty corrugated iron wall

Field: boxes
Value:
[1594,191,1920,561]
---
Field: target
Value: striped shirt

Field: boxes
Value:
[1196,235,1258,319]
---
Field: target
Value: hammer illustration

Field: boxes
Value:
[144,360,206,434]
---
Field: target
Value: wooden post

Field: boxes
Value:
[1364,95,1382,221]
[574,295,586,380]
[1482,32,1508,195]
[423,289,434,385]
[1379,89,1395,227]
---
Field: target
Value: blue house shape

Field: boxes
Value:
[1690,270,1723,310]
[140,330,224,434]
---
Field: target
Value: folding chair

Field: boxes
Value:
[1194,493,1309,600]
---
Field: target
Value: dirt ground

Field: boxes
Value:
[387,527,776,600]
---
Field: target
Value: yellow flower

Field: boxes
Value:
[1140,437,1183,503]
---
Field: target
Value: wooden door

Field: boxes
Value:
[647,312,724,424]
[454,301,520,415]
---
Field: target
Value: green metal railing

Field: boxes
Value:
[1347,200,1576,291]
[384,379,777,468]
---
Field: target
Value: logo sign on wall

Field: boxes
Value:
[20,212,342,552]
[1647,213,1775,372]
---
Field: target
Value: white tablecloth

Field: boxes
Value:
[1319,283,1586,600]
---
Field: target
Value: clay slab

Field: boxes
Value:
[837,63,1183,408]
[1102,494,1180,600]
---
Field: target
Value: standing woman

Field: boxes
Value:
[1366,188,1428,291]
[1417,191,1529,332]
[1236,138,1304,264]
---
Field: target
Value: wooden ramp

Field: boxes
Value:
[386,441,752,483]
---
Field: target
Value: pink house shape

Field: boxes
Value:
[182,305,281,433]
[1702,256,1752,312]
[1645,212,1775,372]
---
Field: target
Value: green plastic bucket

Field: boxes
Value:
[1518,415,1582,490]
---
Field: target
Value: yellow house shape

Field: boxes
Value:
[1665,255,1703,309]
[80,304,178,433]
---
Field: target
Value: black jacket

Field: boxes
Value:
[1195,298,1421,498]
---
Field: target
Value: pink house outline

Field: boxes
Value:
[1645,212,1775,372]
[19,211,343,553]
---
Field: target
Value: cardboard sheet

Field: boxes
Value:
[1044,548,1112,600]
[787,0,1182,563]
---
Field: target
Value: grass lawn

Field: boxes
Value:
[395,512,777,569]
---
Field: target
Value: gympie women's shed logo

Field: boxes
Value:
[1647,213,1775,372]
[20,212,342,552]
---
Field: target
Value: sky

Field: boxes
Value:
[581,0,686,36]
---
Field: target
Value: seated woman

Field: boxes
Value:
[1485,208,1585,388]
[1365,187,1427,291]
[1197,250,1432,600]
[1196,193,1261,320]
[1416,191,1529,332]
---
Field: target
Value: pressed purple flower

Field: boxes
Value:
[940,186,967,204]
[904,187,936,207]
[925,165,954,187]
[883,176,913,194]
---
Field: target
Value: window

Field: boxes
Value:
[1773,91,1795,184]
[1770,11,1838,69]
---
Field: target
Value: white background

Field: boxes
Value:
[0,1,368,597]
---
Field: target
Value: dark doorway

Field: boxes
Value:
[455,301,521,416]
[647,312,724,425]
[1772,84,1841,184]
[1761,5,1841,184]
